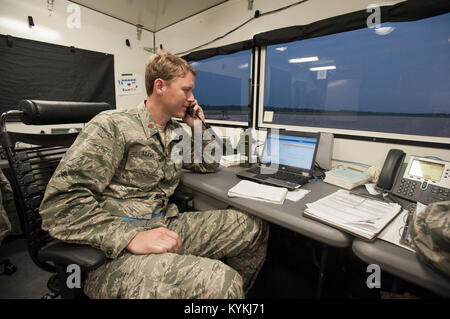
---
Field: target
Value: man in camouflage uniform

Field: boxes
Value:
[0,171,12,244]
[0,169,20,244]
[411,200,449,278]
[39,52,269,298]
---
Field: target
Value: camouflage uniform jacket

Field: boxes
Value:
[39,101,219,259]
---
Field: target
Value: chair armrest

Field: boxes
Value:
[38,240,106,271]
[170,190,193,203]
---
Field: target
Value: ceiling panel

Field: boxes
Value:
[71,0,228,32]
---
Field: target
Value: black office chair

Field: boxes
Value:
[0,100,113,298]
[0,99,193,298]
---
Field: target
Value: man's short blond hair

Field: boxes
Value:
[145,51,197,96]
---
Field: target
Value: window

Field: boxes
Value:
[259,13,450,141]
[190,49,251,126]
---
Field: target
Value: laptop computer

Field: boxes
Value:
[236,130,320,190]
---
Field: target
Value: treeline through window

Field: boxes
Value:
[261,13,450,138]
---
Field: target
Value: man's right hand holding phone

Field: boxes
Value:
[183,100,208,130]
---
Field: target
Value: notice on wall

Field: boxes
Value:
[118,74,141,95]
[317,70,327,80]
[263,111,274,122]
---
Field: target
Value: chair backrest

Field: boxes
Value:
[0,100,112,273]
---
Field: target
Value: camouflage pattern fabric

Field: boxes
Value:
[0,208,10,245]
[0,169,21,244]
[39,101,268,298]
[411,201,450,278]
[84,209,268,298]
[0,173,12,244]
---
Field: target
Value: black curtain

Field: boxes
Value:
[0,35,116,118]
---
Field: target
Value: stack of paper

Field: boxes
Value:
[304,189,402,240]
[228,180,288,204]
[220,154,258,167]
[324,166,371,190]
[220,154,241,167]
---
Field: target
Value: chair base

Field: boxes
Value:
[0,258,17,276]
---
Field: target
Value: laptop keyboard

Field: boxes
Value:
[249,167,309,185]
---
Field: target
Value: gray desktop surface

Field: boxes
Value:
[352,239,450,298]
[182,166,352,248]
[182,165,449,297]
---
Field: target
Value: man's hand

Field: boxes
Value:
[183,99,206,131]
[126,227,182,255]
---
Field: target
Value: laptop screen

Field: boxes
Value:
[261,132,319,170]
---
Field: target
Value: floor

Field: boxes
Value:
[0,236,54,299]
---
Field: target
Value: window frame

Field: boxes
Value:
[256,36,450,148]
[180,48,255,128]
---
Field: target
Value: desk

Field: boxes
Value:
[182,166,352,248]
[182,166,450,298]
[353,239,450,297]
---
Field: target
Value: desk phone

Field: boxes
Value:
[391,156,450,204]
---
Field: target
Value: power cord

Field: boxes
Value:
[313,161,326,180]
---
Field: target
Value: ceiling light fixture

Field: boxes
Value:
[309,66,336,71]
[289,56,319,63]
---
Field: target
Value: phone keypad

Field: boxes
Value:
[396,178,450,203]
[396,179,418,198]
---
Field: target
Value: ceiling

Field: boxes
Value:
[70,0,229,33]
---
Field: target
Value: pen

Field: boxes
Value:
[400,211,412,242]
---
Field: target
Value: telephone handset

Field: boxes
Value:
[186,105,195,116]
[377,149,450,204]
[186,105,210,129]
[377,149,406,190]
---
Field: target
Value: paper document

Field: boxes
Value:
[365,183,380,195]
[228,180,288,204]
[379,202,427,252]
[220,154,257,167]
[304,189,402,239]
[378,209,415,252]
[286,189,310,202]
[220,154,241,167]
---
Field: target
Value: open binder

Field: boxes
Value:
[304,190,402,240]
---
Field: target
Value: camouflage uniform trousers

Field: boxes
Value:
[0,170,16,244]
[84,208,269,299]
[0,170,21,242]
[0,188,12,244]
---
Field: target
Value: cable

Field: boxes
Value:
[424,156,444,161]
[176,0,309,56]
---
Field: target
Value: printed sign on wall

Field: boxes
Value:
[118,74,141,95]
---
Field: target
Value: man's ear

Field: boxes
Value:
[154,78,165,94]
